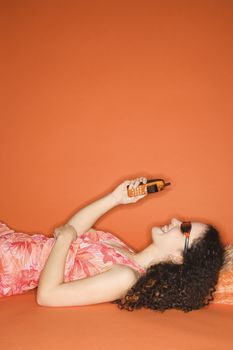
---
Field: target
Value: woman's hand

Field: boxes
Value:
[111,177,148,205]
[53,224,77,242]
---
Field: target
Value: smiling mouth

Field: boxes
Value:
[154,222,177,234]
[161,224,173,233]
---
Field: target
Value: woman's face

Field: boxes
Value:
[151,217,208,256]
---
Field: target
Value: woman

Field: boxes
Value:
[0,177,225,312]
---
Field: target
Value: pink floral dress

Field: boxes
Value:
[0,221,146,297]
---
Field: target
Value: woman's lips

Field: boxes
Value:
[161,226,167,233]
[161,224,173,233]
[160,227,167,233]
[155,224,173,234]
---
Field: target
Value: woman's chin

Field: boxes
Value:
[152,227,164,236]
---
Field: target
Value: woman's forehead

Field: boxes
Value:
[190,222,208,240]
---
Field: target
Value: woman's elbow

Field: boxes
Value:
[36,290,53,307]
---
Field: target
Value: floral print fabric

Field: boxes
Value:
[0,221,146,297]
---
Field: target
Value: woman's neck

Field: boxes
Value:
[133,243,166,269]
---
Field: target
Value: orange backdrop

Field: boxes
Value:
[1,0,233,251]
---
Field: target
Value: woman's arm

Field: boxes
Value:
[67,192,119,235]
[37,225,138,307]
[37,178,147,303]
[67,177,147,235]
[37,230,75,301]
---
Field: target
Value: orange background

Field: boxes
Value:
[1,0,233,251]
[1,2,233,350]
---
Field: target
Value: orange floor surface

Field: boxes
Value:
[1,290,233,350]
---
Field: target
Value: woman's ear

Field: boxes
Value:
[173,254,183,264]
[167,254,183,264]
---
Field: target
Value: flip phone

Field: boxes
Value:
[127,178,171,197]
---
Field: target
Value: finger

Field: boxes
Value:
[124,180,131,186]
[133,178,141,189]
[139,177,146,184]
[128,177,144,190]
[142,177,147,184]
[129,180,135,190]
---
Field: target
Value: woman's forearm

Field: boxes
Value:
[37,234,73,297]
[67,192,120,234]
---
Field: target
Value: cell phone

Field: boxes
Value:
[127,178,171,197]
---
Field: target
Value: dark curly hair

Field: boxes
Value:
[111,224,225,312]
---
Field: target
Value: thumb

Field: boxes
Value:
[123,180,131,186]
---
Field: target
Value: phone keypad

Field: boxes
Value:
[128,185,147,197]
